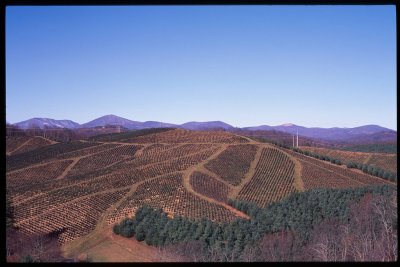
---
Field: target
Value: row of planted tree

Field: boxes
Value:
[346,161,397,182]
[269,141,397,182]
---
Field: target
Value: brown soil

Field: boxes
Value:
[66,227,163,262]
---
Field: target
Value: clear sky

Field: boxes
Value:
[6,5,396,130]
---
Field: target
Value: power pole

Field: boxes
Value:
[296,131,299,147]
[292,134,294,148]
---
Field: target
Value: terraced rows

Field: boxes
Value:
[8,129,394,246]
[9,178,80,204]
[300,159,364,190]
[11,137,55,155]
[17,188,130,244]
[59,145,219,186]
[300,146,397,173]
[128,144,216,168]
[190,171,230,203]
[141,143,180,154]
[368,154,397,173]
[236,148,296,207]
[6,141,100,171]
[299,146,371,165]
[6,136,33,153]
[57,143,120,159]
[65,145,142,178]
[125,129,249,144]
[10,144,223,242]
[285,149,392,187]
[204,144,258,186]
[108,173,237,225]
[7,159,73,188]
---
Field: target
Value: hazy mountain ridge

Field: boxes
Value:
[13,118,80,129]
[244,124,396,141]
[11,115,396,143]
[179,121,234,130]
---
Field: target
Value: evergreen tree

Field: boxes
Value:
[362,164,368,172]
[194,218,207,240]
[6,189,14,229]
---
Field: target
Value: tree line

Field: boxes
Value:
[339,143,397,154]
[346,161,397,182]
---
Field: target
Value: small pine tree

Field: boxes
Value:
[112,224,120,235]
[20,255,34,263]
[362,164,368,172]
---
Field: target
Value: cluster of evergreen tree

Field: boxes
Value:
[292,148,342,165]
[6,189,14,229]
[346,161,397,182]
[269,140,291,149]
[113,184,395,261]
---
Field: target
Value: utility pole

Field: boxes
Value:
[292,134,294,148]
[296,131,299,147]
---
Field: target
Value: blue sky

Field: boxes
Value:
[6,6,396,130]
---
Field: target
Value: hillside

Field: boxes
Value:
[299,146,397,173]
[6,129,395,260]
[14,118,80,129]
[6,136,58,156]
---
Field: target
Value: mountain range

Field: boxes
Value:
[12,118,81,130]
[11,115,396,142]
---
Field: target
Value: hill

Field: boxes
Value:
[243,124,395,142]
[14,118,80,129]
[179,121,234,130]
[299,146,397,173]
[338,143,397,154]
[6,129,395,260]
[229,128,338,147]
[6,136,58,156]
[80,115,143,129]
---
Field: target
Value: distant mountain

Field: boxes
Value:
[141,121,178,129]
[14,118,80,129]
[179,121,234,130]
[343,130,397,144]
[80,115,143,130]
[230,128,336,148]
[242,125,274,131]
[12,116,396,144]
[243,123,395,141]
